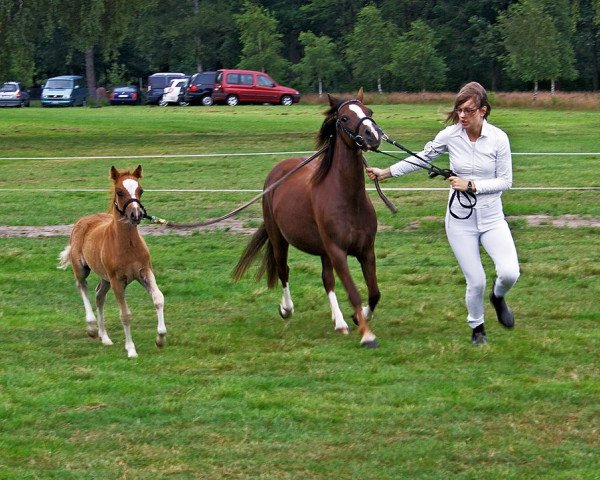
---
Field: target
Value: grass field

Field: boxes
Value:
[0,103,599,479]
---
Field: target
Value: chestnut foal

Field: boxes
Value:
[58,165,165,358]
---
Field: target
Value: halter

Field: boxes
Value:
[335,99,376,151]
[114,196,149,219]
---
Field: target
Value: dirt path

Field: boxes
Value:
[1,215,598,239]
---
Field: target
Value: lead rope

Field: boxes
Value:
[144,145,328,229]
[362,155,398,213]
[374,133,477,220]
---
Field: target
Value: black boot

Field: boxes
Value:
[471,323,487,345]
[490,284,514,329]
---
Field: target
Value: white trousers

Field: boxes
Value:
[445,200,520,328]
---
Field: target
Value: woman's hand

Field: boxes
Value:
[448,176,475,192]
[366,167,392,181]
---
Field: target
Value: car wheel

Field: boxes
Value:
[202,95,213,106]
[226,95,239,106]
[280,95,293,106]
[178,100,189,107]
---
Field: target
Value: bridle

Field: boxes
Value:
[335,99,378,151]
[113,196,150,220]
[333,99,397,213]
[374,133,477,219]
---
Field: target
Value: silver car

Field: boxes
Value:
[0,81,30,107]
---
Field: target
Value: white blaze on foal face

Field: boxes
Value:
[348,104,380,142]
[123,178,139,199]
[122,178,141,217]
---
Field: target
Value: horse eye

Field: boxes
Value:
[340,115,349,122]
[116,190,124,197]
[139,188,144,195]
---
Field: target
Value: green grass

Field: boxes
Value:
[0,104,599,479]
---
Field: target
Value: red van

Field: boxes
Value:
[211,69,300,106]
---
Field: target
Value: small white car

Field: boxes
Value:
[159,78,189,106]
[0,81,30,107]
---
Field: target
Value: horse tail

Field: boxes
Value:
[232,224,278,288]
[57,245,72,270]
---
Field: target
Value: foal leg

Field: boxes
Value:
[72,263,98,338]
[321,256,349,334]
[110,279,137,358]
[95,279,113,346]
[327,245,377,348]
[139,269,166,348]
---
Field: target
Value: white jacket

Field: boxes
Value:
[389,120,513,209]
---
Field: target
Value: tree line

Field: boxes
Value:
[1,0,599,96]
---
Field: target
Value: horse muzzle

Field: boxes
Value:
[359,123,382,151]
[127,206,144,225]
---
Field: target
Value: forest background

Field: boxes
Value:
[1,0,600,96]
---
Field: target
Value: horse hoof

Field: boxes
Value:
[360,339,378,349]
[86,326,98,338]
[155,334,166,348]
[279,306,293,319]
[335,327,350,335]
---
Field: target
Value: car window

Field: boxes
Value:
[193,72,215,84]
[0,83,17,92]
[226,73,240,84]
[240,74,253,85]
[46,79,73,89]
[257,75,275,87]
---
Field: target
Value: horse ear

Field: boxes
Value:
[327,93,339,107]
[133,165,143,179]
[356,87,364,102]
[110,166,119,181]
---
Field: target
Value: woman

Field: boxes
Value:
[367,82,519,345]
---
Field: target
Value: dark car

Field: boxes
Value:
[109,85,142,105]
[146,72,187,104]
[212,69,300,106]
[184,71,216,106]
[0,81,30,107]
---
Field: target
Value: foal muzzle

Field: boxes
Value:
[114,197,147,225]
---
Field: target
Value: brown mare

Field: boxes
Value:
[58,165,165,358]
[233,89,382,348]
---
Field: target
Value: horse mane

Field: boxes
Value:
[312,103,339,185]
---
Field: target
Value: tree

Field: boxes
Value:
[300,0,369,39]
[498,0,562,99]
[571,0,600,90]
[345,5,398,93]
[235,1,289,81]
[387,20,447,91]
[538,0,578,92]
[52,0,142,101]
[293,32,344,94]
[0,0,37,85]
